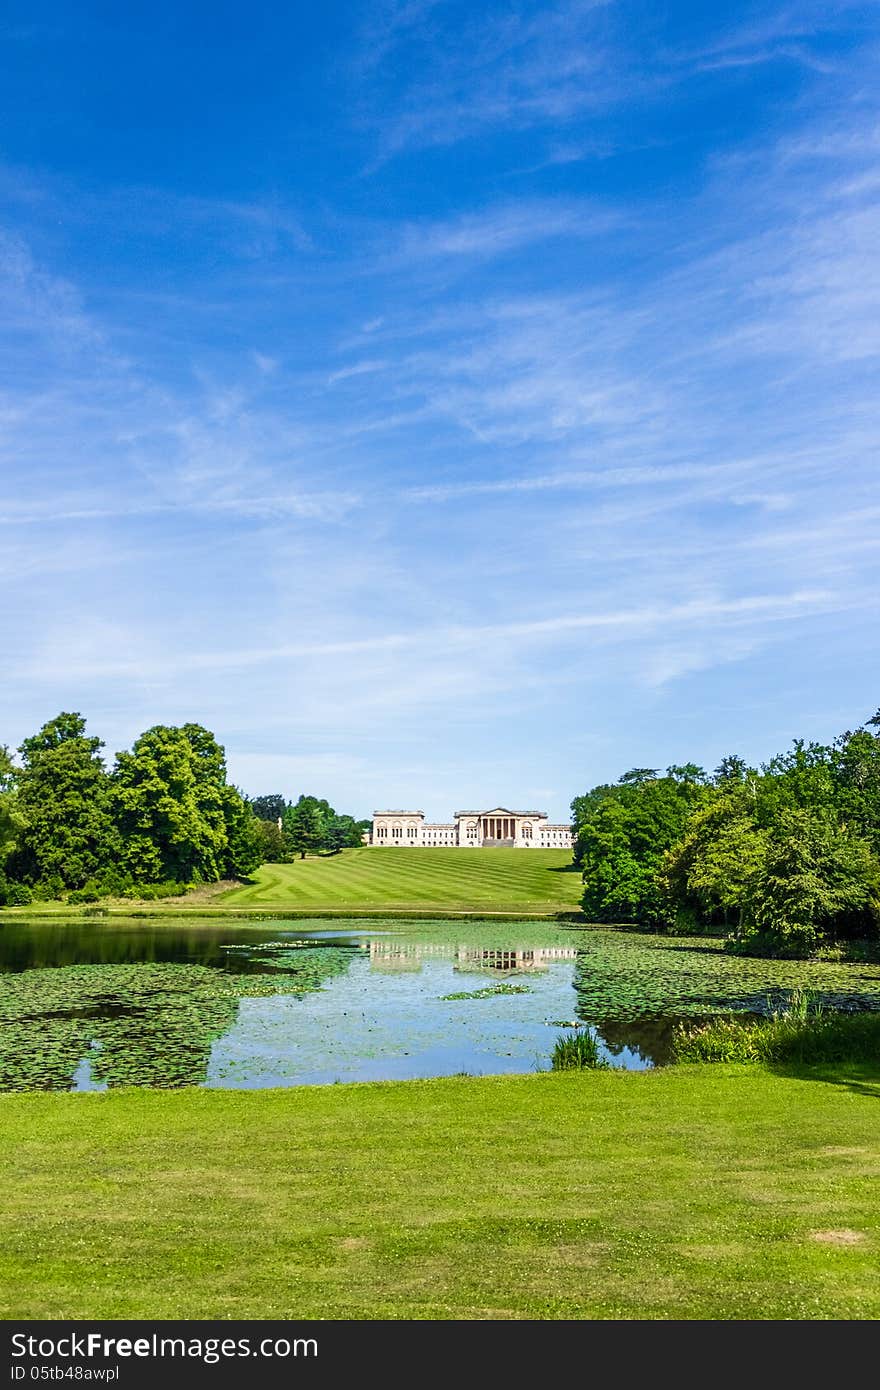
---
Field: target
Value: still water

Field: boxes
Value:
[2,917,880,1091]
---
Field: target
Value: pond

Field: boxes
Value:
[2,916,880,1091]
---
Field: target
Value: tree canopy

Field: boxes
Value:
[0,712,369,905]
[572,713,880,956]
[10,713,118,891]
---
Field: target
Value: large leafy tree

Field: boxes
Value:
[757,739,837,824]
[577,770,709,924]
[571,782,623,868]
[660,787,769,932]
[112,724,229,883]
[830,727,880,850]
[741,808,880,955]
[11,713,117,889]
[220,784,263,878]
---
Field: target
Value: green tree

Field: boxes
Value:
[11,713,117,889]
[739,808,880,956]
[830,727,880,850]
[0,745,24,864]
[282,795,331,858]
[666,763,707,786]
[573,709,880,954]
[248,794,287,823]
[758,740,837,824]
[0,746,27,903]
[220,785,263,878]
[713,754,749,784]
[660,788,768,932]
[324,814,370,852]
[254,818,286,862]
[618,768,660,786]
[112,725,228,884]
[578,771,709,925]
[571,782,623,868]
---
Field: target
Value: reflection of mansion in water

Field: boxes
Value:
[368,807,573,849]
[369,942,578,974]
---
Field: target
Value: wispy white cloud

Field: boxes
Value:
[327,358,390,385]
[405,459,760,502]
[0,490,362,525]
[360,0,616,161]
[390,199,617,262]
[17,586,845,683]
[358,1,878,161]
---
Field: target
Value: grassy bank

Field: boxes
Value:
[220,847,583,915]
[1,1065,878,1319]
[1,849,585,919]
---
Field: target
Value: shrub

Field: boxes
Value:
[551,1030,609,1070]
[672,1000,880,1065]
[725,930,818,960]
[124,880,191,901]
[94,868,135,897]
[31,875,65,902]
[66,884,103,906]
[4,882,33,906]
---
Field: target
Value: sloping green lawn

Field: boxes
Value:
[220,847,583,914]
[1,1064,878,1319]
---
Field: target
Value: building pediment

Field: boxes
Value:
[455,807,547,819]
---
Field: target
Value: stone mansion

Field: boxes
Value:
[368,807,573,849]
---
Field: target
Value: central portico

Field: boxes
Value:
[369,806,572,848]
[459,809,534,846]
[477,812,519,846]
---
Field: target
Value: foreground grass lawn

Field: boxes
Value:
[219,847,583,914]
[1,1065,878,1319]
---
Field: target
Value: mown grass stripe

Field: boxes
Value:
[220,848,582,912]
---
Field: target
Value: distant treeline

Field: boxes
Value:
[0,712,367,906]
[571,710,880,957]
[247,793,370,862]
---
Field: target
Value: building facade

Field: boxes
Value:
[368,807,572,849]
[368,941,578,972]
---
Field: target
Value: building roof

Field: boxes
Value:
[372,810,425,816]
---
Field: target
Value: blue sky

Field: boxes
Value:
[2,1,879,821]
